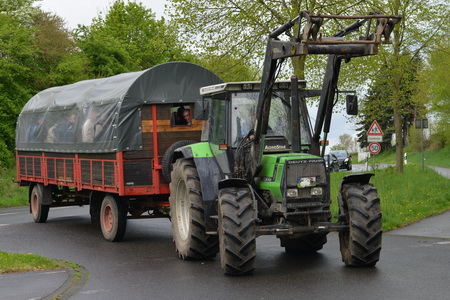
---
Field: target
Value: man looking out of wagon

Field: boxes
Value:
[182,109,192,125]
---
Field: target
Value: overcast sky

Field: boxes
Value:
[35,0,168,29]
[34,0,359,150]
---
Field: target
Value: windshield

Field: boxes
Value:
[230,91,311,147]
[331,150,348,158]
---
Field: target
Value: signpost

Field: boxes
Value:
[368,142,381,154]
[367,121,383,168]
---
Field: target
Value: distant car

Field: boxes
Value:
[325,153,340,172]
[330,150,352,170]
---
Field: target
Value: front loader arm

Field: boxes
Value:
[248,11,401,175]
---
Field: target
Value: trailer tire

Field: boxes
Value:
[339,183,382,267]
[280,233,328,253]
[218,187,256,275]
[30,184,50,223]
[100,194,127,242]
[161,140,196,183]
[169,158,218,259]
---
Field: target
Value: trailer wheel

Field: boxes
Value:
[339,183,382,267]
[169,158,218,259]
[280,233,328,253]
[161,140,196,183]
[218,187,256,275]
[100,194,127,242]
[30,184,50,223]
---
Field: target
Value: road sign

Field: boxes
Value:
[368,120,383,135]
[367,135,383,142]
[368,142,381,154]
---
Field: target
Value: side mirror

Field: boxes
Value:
[194,98,209,120]
[346,95,358,115]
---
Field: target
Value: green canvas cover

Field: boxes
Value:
[16,62,222,153]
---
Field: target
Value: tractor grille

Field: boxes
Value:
[283,158,330,222]
[285,158,326,187]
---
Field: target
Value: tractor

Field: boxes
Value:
[169,11,401,275]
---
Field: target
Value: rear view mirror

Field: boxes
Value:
[194,98,209,120]
[346,95,358,115]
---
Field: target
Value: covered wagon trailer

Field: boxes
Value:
[15,62,222,241]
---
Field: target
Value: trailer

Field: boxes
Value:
[15,62,222,241]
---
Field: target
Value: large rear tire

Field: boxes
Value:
[280,233,328,253]
[30,184,50,223]
[100,194,127,242]
[218,187,256,275]
[339,183,382,266]
[169,158,218,259]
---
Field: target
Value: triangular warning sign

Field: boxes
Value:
[368,120,383,135]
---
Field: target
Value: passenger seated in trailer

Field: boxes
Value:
[82,110,101,143]
[58,114,77,143]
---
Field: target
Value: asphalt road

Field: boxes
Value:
[1,205,449,300]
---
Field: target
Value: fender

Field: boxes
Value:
[339,173,374,190]
[176,142,224,231]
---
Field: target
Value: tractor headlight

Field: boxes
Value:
[311,187,323,196]
[286,188,299,198]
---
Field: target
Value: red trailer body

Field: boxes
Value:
[15,62,222,241]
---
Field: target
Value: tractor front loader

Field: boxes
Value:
[169,11,401,275]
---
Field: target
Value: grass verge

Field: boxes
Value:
[0,251,63,274]
[0,167,28,207]
[330,164,450,232]
[369,144,450,168]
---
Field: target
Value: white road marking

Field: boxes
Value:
[435,241,450,245]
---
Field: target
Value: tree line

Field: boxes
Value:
[1,0,449,172]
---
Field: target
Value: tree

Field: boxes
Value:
[0,2,38,166]
[75,0,189,77]
[168,0,377,81]
[331,134,358,152]
[366,0,449,173]
[428,39,450,148]
[356,54,424,152]
[33,12,88,89]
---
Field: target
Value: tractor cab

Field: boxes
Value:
[195,80,317,177]
[198,80,311,149]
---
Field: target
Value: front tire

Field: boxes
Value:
[338,183,382,266]
[30,184,50,223]
[100,194,127,242]
[169,158,218,259]
[218,187,256,275]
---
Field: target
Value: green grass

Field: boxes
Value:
[330,165,450,232]
[372,144,450,168]
[0,251,63,274]
[0,167,28,207]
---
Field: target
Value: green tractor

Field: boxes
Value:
[169,11,401,275]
